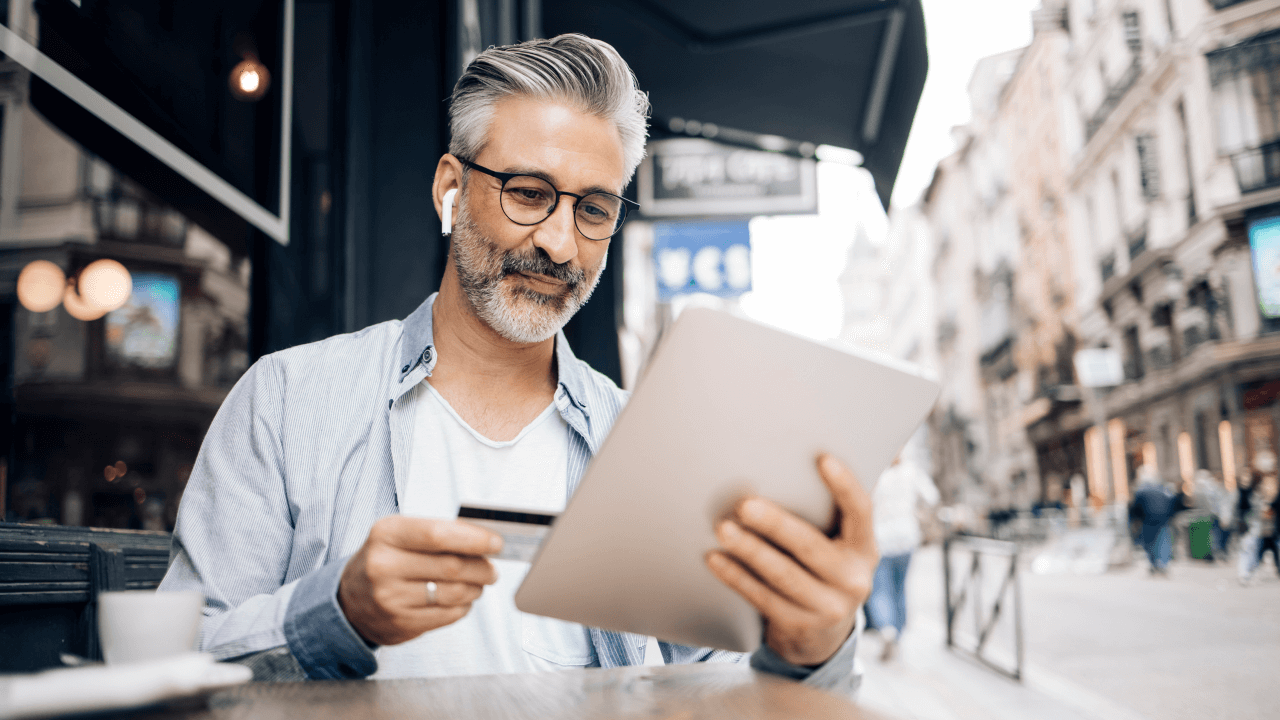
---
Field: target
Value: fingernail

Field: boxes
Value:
[706,552,727,569]
[489,536,503,554]
[717,520,740,541]
[821,455,840,475]
[740,499,766,522]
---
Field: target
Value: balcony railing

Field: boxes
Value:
[1230,140,1280,194]
[1086,58,1142,141]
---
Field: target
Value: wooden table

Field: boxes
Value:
[131,663,896,720]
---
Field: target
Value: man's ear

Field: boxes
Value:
[433,154,465,235]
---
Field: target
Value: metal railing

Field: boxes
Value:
[1085,58,1142,141]
[943,535,1025,681]
[1230,139,1280,194]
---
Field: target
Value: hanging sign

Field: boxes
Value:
[653,221,752,300]
[638,138,817,217]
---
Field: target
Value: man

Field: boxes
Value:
[863,454,937,661]
[159,34,874,693]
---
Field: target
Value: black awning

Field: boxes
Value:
[543,0,928,208]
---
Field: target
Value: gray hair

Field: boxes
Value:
[448,34,650,180]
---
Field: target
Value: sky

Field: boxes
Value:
[889,0,1043,209]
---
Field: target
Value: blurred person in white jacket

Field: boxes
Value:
[865,455,939,661]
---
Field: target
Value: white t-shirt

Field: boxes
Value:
[372,382,595,678]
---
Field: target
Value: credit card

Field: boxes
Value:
[457,505,557,563]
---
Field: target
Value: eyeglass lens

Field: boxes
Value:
[500,175,625,240]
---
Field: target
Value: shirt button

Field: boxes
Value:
[422,347,434,364]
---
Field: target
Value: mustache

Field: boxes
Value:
[502,249,584,288]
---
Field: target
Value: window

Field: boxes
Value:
[1124,326,1145,380]
[1208,31,1280,192]
[1123,11,1142,56]
[1136,134,1161,201]
[1176,101,1197,223]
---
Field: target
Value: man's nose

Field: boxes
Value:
[531,198,580,265]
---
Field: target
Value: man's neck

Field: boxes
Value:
[429,262,558,400]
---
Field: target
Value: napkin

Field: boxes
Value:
[0,652,252,720]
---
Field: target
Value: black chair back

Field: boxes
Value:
[0,523,170,671]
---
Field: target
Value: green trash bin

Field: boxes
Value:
[1189,517,1214,560]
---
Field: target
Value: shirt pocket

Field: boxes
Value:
[521,613,596,667]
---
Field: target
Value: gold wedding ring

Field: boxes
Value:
[425,581,439,606]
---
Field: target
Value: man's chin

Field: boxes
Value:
[478,282,581,344]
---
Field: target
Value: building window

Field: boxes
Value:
[1176,100,1197,223]
[1136,134,1161,201]
[1123,11,1142,56]
[1123,325,1145,380]
[1208,30,1280,193]
[1101,252,1116,283]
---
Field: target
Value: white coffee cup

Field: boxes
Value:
[97,590,205,664]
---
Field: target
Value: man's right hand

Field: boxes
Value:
[338,515,503,646]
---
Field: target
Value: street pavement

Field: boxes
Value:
[855,541,1280,720]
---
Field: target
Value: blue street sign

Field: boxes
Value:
[653,221,752,300]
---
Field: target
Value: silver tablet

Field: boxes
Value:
[515,308,940,653]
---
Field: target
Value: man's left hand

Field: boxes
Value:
[706,454,878,667]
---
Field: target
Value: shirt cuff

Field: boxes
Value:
[749,628,861,694]
[283,556,379,679]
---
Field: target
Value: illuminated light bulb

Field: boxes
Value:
[229,56,270,101]
[79,258,132,311]
[63,284,107,321]
[16,260,66,312]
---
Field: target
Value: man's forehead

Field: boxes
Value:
[481,97,628,193]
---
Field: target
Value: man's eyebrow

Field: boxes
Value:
[503,165,622,196]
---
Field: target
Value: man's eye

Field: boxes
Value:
[507,187,550,205]
[578,200,618,224]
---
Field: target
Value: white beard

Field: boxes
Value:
[450,203,606,344]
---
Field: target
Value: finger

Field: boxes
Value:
[705,551,807,626]
[377,516,503,556]
[392,547,500,585]
[734,497,848,587]
[715,519,845,614]
[817,454,874,548]
[403,579,486,608]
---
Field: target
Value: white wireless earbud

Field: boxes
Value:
[441,188,457,236]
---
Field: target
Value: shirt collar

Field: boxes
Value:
[395,292,591,417]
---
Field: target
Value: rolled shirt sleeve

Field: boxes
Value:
[159,355,377,678]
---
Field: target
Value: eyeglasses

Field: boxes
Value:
[459,158,638,241]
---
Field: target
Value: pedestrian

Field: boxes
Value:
[1237,451,1279,584]
[1130,465,1178,575]
[1258,489,1280,573]
[865,454,939,662]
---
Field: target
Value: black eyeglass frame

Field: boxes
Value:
[458,158,639,240]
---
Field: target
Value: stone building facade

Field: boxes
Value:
[923,0,1280,511]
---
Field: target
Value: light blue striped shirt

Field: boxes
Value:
[159,293,860,693]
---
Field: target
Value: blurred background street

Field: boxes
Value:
[858,545,1280,720]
